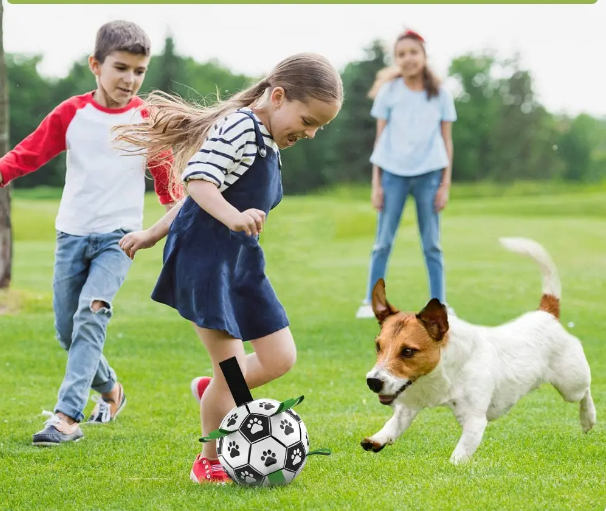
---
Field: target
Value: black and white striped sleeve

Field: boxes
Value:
[181,112,257,188]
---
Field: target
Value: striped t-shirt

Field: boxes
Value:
[182,108,279,192]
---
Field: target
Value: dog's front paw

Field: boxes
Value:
[361,437,386,453]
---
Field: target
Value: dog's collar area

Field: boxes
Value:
[394,380,413,397]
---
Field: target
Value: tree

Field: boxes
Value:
[7,54,65,188]
[448,53,501,182]
[558,114,599,181]
[448,52,560,183]
[330,40,389,184]
[0,0,11,289]
[280,39,388,193]
[1,33,604,195]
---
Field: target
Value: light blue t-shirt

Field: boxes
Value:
[370,79,457,177]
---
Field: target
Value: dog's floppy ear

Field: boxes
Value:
[416,298,449,341]
[371,279,399,324]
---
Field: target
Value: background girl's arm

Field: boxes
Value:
[440,121,453,187]
[371,118,388,211]
[434,121,454,212]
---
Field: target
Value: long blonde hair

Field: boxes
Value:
[368,29,441,100]
[115,53,343,200]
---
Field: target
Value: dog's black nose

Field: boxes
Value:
[367,378,383,393]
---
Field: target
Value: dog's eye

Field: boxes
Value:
[375,342,381,353]
[401,348,416,358]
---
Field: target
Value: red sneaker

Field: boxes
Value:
[190,454,231,484]
[190,377,212,402]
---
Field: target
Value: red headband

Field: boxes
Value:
[401,29,425,43]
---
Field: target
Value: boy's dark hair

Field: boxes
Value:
[93,20,151,63]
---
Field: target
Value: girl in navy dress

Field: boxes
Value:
[117,53,342,483]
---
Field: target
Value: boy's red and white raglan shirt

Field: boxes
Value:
[0,92,174,236]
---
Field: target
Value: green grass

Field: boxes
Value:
[1,187,605,510]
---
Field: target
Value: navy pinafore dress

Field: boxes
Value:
[151,111,289,341]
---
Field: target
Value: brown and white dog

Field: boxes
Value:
[362,238,596,464]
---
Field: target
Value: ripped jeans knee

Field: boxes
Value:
[90,299,112,315]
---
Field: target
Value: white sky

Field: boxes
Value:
[4,0,605,117]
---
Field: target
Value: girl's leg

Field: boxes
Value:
[194,326,247,459]
[412,170,445,303]
[365,171,412,303]
[246,327,296,389]
[194,326,296,458]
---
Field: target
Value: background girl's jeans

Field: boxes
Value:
[52,229,132,422]
[365,169,445,304]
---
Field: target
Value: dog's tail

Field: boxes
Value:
[499,237,561,319]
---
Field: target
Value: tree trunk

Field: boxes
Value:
[0,1,12,290]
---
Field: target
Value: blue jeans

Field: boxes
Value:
[53,229,132,422]
[365,169,445,303]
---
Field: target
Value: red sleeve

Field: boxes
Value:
[147,150,183,205]
[0,98,76,187]
[139,104,184,204]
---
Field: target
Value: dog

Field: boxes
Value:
[361,238,596,464]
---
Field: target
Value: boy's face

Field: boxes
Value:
[89,51,150,108]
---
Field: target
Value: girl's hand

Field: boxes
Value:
[119,230,158,260]
[371,183,384,212]
[228,209,266,236]
[434,184,450,212]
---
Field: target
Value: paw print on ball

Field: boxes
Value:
[250,440,287,476]
[252,398,282,416]
[227,441,240,458]
[269,413,301,447]
[280,419,294,435]
[241,470,256,484]
[220,404,248,430]
[234,466,263,486]
[241,414,270,442]
[248,418,263,434]
[226,413,238,428]
[291,448,302,466]
[260,449,277,467]
[285,442,306,471]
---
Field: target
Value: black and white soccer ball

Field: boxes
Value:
[217,398,310,486]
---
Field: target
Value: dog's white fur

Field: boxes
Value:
[364,238,596,464]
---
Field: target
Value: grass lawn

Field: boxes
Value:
[1,185,605,510]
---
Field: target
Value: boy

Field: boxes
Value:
[0,20,177,445]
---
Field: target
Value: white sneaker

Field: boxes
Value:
[356,303,375,319]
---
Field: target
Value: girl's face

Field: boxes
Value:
[267,88,341,150]
[394,38,426,79]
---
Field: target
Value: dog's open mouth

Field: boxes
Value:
[378,380,413,405]
[378,395,396,405]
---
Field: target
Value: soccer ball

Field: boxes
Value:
[216,398,310,486]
